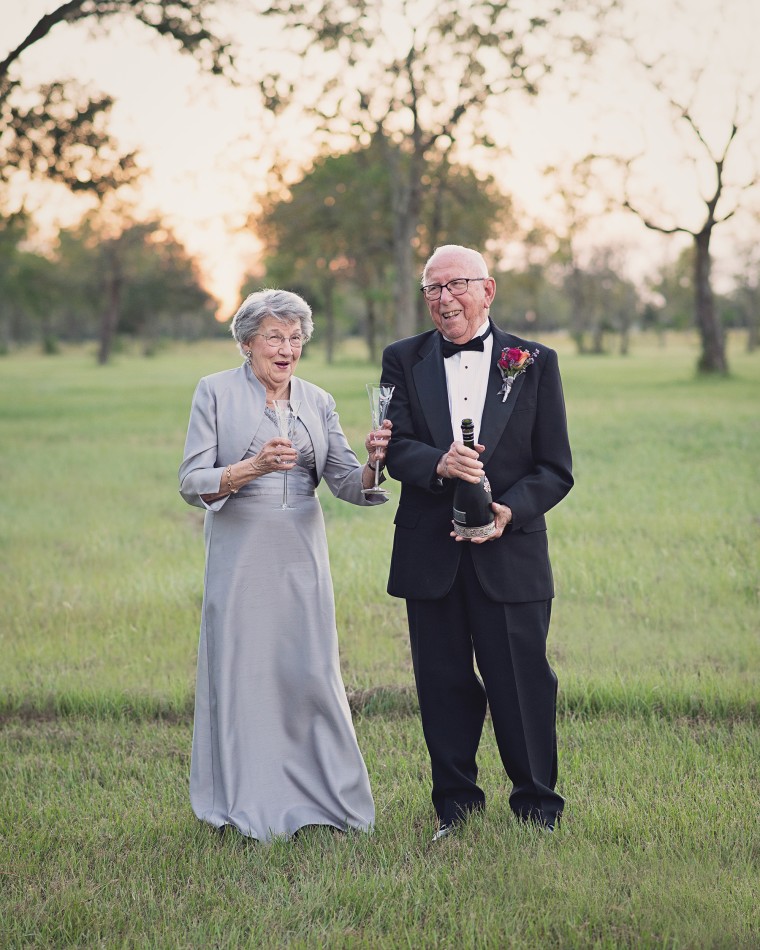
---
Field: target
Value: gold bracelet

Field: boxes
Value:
[225,464,238,494]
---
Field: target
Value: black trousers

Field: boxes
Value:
[406,544,563,826]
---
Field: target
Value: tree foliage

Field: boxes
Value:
[596,0,760,375]
[0,0,232,355]
[0,80,142,199]
[256,0,605,338]
[1,1,233,203]
[0,1,233,81]
[59,214,216,360]
[0,215,214,354]
[621,92,753,374]
[252,137,513,359]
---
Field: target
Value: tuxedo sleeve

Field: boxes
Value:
[382,343,447,493]
[498,347,573,527]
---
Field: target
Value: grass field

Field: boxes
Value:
[1,333,758,947]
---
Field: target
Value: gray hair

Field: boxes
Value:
[230,288,314,350]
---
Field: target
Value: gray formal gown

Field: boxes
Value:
[179,363,384,841]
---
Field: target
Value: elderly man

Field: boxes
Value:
[382,244,573,840]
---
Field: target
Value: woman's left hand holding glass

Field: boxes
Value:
[364,419,392,468]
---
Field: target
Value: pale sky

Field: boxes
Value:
[4,0,760,315]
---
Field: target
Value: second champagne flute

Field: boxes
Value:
[362,384,394,496]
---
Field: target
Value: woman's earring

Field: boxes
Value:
[244,350,252,364]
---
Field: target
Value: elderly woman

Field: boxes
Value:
[179,288,391,842]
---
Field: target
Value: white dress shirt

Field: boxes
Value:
[443,319,493,444]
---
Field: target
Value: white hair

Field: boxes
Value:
[230,288,314,352]
[421,245,489,285]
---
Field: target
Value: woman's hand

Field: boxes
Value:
[365,419,392,466]
[201,438,298,502]
[251,437,298,474]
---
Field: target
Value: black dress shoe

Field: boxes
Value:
[431,822,457,843]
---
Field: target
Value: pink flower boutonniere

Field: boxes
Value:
[497,346,539,402]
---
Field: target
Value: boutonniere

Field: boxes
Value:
[497,347,539,402]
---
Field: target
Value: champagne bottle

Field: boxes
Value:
[452,418,495,539]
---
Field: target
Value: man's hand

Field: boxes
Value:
[451,501,512,543]
[437,440,485,483]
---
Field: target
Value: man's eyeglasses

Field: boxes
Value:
[420,277,487,300]
[256,333,307,349]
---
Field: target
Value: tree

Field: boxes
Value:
[254,137,512,360]
[492,262,570,336]
[647,246,695,337]
[538,158,611,354]
[596,0,760,376]
[1,1,233,355]
[255,146,389,362]
[0,78,144,218]
[580,246,641,356]
[55,214,215,358]
[1,1,233,206]
[622,93,754,374]
[729,242,760,353]
[0,1,232,81]
[256,0,604,339]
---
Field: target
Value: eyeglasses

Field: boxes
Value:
[420,277,487,300]
[255,333,307,349]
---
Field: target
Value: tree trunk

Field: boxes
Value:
[98,258,122,365]
[619,322,630,356]
[322,278,335,364]
[591,322,605,354]
[569,267,586,354]
[387,146,424,341]
[571,330,587,354]
[694,230,728,374]
[364,290,377,364]
[746,296,758,353]
[391,201,417,340]
[0,310,11,353]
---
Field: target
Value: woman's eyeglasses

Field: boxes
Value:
[256,333,306,349]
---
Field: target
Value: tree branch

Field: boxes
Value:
[623,199,694,237]
[1,1,234,81]
[0,1,84,78]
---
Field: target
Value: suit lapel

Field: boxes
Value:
[479,328,527,466]
[413,334,454,449]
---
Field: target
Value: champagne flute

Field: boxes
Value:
[273,399,301,509]
[362,384,394,496]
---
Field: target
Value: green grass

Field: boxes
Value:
[1,715,757,947]
[1,333,758,946]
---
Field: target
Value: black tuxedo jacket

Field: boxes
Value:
[382,322,573,603]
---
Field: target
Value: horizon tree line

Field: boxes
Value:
[1,0,758,368]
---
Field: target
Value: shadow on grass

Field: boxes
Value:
[1,680,755,724]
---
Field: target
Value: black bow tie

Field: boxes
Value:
[441,326,492,358]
